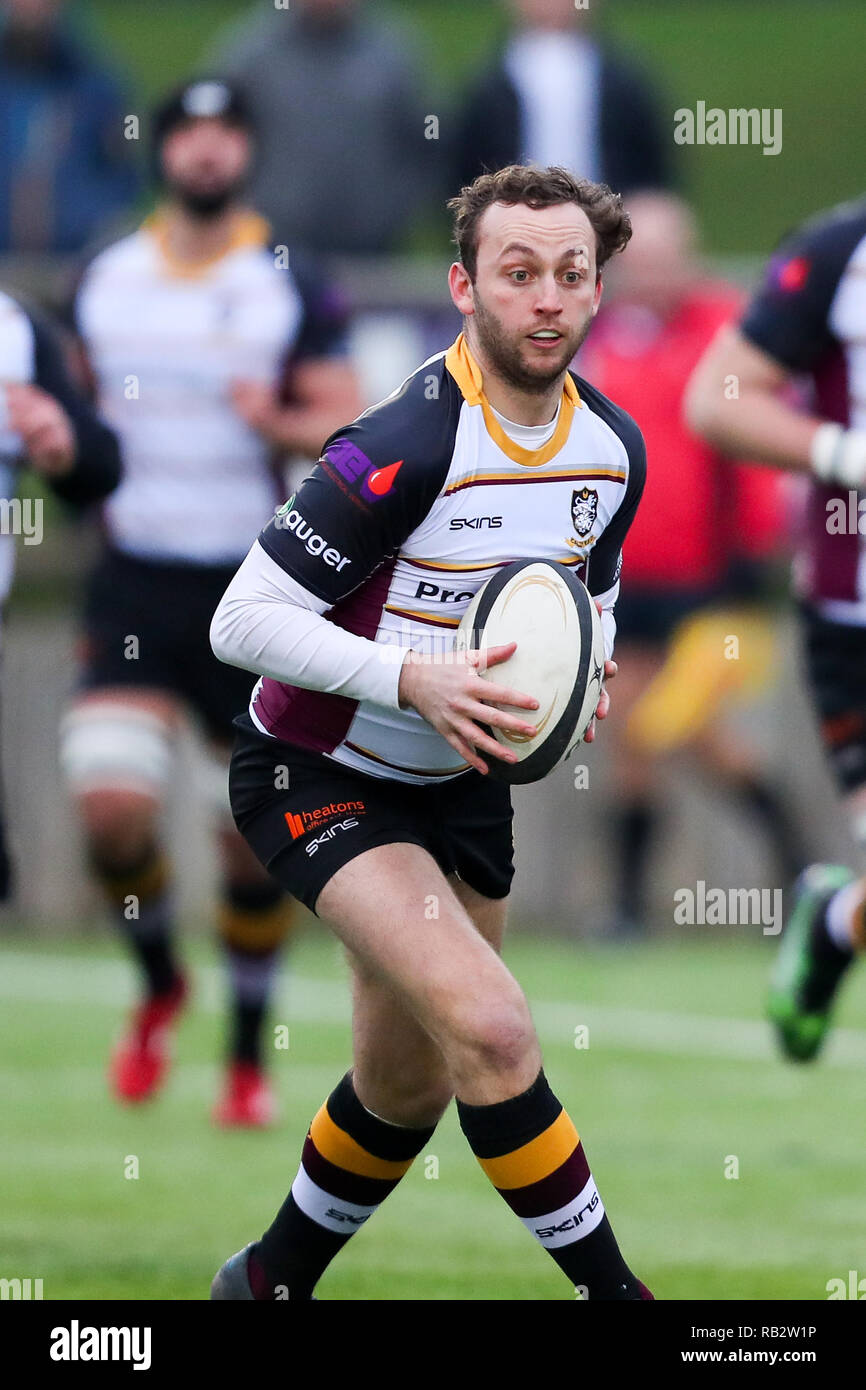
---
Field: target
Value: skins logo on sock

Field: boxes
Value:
[285,801,366,839]
[535,1189,599,1240]
[325,1207,370,1226]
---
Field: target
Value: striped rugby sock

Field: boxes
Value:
[457,1070,650,1300]
[250,1072,436,1299]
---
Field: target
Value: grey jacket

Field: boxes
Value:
[208,6,436,255]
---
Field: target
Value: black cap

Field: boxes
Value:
[152,78,254,151]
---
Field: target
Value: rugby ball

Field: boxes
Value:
[454,559,605,785]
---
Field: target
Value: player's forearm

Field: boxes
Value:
[210,541,410,709]
[686,382,819,472]
[265,406,357,457]
[48,413,122,504]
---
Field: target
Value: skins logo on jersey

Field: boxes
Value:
[325,439,403,503]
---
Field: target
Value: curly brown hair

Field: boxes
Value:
[447,165,632,282]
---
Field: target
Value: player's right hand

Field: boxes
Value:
[397,642,539,775]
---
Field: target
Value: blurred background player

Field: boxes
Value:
[59,78,359,1125]
[578,193,805,935]
[452,0,670,202]
[0,0,138,253]
[0,286,120,899]
[205,0,433,257]
[686,194,866,1061]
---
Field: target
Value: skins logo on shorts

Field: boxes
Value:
[324,439,403,504]
[285,800,366,840]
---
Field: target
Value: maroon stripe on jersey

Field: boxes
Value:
[444,471,626,497]
[301,1135,397,1207]
[253,556,397,752]
[805,346,860,604]
[496,1142,592,1218]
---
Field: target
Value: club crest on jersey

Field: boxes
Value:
[570,486,598,542]
[324,439,403,505]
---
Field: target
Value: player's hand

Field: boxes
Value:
[230,380,281,440]
[5,383,76,476]
[583,657,617,744]
[581,600,615,744]
[398,642,539,775]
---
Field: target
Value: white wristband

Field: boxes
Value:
[810,423,866,488]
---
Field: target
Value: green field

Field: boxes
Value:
[2,927,865,1301]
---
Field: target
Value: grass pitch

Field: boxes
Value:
[2,927,865,1301]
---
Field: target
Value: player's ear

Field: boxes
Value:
[591,275,604,316]
[449,261,475,316]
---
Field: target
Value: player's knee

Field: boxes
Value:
[457,991,537,1078]
[79,791,160,874]
[59,700,173,808]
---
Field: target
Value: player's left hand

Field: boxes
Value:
[583,657,616,743]
[584,599,617,743]
[5,383,76,476]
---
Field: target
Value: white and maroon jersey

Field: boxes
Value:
[246,333,645,784]
[741,199,866,624]
[75,211,347,565]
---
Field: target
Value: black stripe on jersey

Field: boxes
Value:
[741,199,866,374]
[468,558,596,786]
[568,372,646,595]
[258,356,462,606]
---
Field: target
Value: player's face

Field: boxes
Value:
[464,202,603,394]
[161,119,251,205]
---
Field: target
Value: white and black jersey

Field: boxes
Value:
[0,289,120,606]
[213,334,645,785]
[75,212,348,566]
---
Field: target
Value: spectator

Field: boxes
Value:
[206,0,434,256]
[0,0,138,253]
[452,0,670,197]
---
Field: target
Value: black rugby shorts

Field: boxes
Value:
[228,714,515,914]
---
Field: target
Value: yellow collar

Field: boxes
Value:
[145,208,271,279]
[444,332,581,468]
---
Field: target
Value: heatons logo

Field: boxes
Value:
[285,801,366,840]
[324,439,403,504]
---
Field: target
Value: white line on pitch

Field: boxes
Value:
[1,947,865,1068]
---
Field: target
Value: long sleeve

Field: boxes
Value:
[210,539,410,710]
[31,315,121,506]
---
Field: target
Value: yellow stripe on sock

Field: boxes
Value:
[310,1105,414,1181]
[217,898,296,952]
[479,1110,579,1190]
[100,853,171,909]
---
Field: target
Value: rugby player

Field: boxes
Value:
[59,79,359,1125]
[686,196,866,1061]
[209,166,654,1299]
[0,288,121,900]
